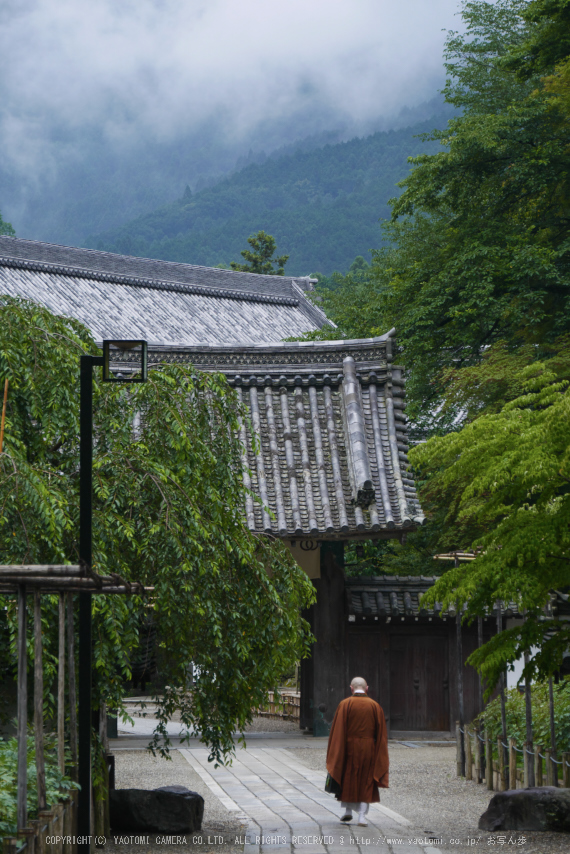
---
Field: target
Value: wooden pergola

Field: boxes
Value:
[0,564,151,838]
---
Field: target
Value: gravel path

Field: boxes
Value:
[286,744,569,853]
[106,750,245,854]
[121,709,299,735]
[104,740,569,853]
[242,716,299,733]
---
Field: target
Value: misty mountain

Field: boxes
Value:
[0,97,451,250]
[87,112,449,276]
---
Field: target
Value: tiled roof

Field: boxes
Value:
[0,236,327,345]
[347,576,459,619]
[0,237,424,539]
[145,333,424,539]
[346,577,570,619]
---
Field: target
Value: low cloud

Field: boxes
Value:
[0,0,463,241]
[0,0,461,162]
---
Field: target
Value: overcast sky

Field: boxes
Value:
[0,0,464,168]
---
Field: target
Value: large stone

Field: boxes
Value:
[479,787,570,832]
[110,786,204,833]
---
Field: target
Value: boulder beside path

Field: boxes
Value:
[110,785,204,833]
[479,787,570,832]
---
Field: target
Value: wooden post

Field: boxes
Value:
[28,821,41,854]
[455,574,465,778]
[58,593,65,774]
[34,590,47,811]
[545,748,556,787]
[456,720,461,777]
[479,721,485,784]
[497,736,506,790]
[99,700,109,755]
[534,745,543,787]
[485,729,493,790]
[52,804,64,854]
[17,585,28,831]
[38,809,54,854]
[524,742,530,788]
[563,753,570,788]
[98,698,111,839]
[17,828,36,854]
[477,617,485,716]
[67,592,78,777]
[474,724,480,783]
[466,726,473,781]
[548,677,558,786]
[509,738,517,790]
[0,377,8,454]
[496,604,509,788]
[3,838,19,854]
[524,647,535,787]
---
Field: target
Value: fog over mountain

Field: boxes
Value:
[0,0,463,245]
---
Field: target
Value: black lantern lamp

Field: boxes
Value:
[103,339,148,383]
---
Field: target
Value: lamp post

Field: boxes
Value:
[77,341,147,853]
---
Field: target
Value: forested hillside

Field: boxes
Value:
[86,115,447,275]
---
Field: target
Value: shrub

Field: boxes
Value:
[0,733,78,839]
[476,679,570,754]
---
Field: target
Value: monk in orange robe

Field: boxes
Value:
[326,676,389,826]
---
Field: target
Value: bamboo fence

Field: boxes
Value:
[256,691,300,722]
[1,565,151,853]
[456,721,570,791]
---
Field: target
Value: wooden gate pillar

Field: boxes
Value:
[307,542,346,734]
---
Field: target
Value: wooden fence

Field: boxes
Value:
[457,722,570,791]
[256,691,300,721]
[2,791,78,854]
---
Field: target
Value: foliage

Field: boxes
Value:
[288,2,570,676]
[0,296,315,763]
[398,1,570,684]
[310,256,371,292]
[0,211,15,237]
[0,733,79,838]
[86,115,448,276]
[342,521,450,579]
[476,680,570,755]
[411,359,570,689]
[230,230,289,275]
[437,336,570,422]
[286,256,376,344]
[305,1,570,432]
[289,2,570,608]
[504,0,570,78]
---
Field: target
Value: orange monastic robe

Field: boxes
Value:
[326,693,389,803]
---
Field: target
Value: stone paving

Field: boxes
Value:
[180,747,443,854]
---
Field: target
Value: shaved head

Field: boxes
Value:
[350,677,368,691]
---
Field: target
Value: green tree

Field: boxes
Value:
[305,2,570,601]
[231,230,289,275]
[0,296,314,762]
[309,1,570,433]
[410,353,570,689]
[0,210,15,237]
[504,0,570,78]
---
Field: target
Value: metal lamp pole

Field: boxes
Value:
[78,353,103,852]
[77,342,147,852]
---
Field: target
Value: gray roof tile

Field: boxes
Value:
[0,238,423,539]
[0,237,327,345]
[147,336,424,538]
